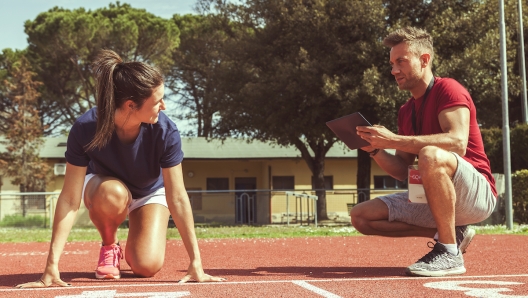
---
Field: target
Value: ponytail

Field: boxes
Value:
[86,49,164,151]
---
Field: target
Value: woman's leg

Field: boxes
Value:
[126,204,170,277]
[84,175,131,245]
[83,175,131,279]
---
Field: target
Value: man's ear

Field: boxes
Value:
[420,53,431,68]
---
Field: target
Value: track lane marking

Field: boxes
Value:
[292,281,342,298]
[55,290,191,298]
[2,274,528,292]
[425,281,528,298]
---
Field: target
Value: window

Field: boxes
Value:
[206,178,229,191]
[374,175,407,189]
[186,188,202,210]
[272,176,294,190]
[311,176,333,190]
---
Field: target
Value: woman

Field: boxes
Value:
[17,49,224,287]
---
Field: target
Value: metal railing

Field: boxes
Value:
[0,192,60,228]
[284,191,318,227]
[0,189,406,227]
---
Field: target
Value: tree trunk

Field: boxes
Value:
[20,183,27,217]
[356,149,372,203]
[293,139,333,221]
[312,156,328,221]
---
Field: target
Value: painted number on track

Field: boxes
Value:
[55,290,191,298]
[424,280,528,297]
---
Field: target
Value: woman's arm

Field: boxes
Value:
[162,164,225,283]
[17,163,86,288]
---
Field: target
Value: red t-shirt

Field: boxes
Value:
[397,77,497,197]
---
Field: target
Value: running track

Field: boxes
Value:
[0,235,526,297]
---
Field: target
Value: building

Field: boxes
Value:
[1,136,404,226]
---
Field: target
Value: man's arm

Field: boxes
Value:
[358,106,470,155]
[357,105,470,180]
[369,149,416,181]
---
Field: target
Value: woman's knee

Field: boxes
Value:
[86,177,130,211]
[127,254,164,277]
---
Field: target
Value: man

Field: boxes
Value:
[351,27,497,277]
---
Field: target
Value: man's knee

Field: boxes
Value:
[350,199,388,234]
[350,206,365,231]
[418,146,456,175]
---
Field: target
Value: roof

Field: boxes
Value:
[180,137,357,159]
[2,136,358,160]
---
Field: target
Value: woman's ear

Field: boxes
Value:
[124,99,136,111]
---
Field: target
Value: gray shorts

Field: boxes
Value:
[379,153,496,228]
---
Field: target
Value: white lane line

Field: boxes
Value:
[55,290,191,298]
[3,274,528,292]
[424,281,528,298]
[292,281,341,298]
[0,251,89,257]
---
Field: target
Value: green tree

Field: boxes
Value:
[208,0,387,219]
[380,0,525,128]
[0,56,52,215]
[24,2,180,133]
[167,14,243,137]
[429,0,523,128]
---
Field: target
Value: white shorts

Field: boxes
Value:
[83,173,168,214]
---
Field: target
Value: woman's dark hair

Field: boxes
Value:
[86,49,163,151]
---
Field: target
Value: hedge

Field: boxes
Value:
[512,169,528,224]
[481,124,528,173]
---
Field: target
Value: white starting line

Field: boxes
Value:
[1,274,527,298]
[0,251,89,257]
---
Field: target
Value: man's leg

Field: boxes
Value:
[418,146,458,247]
[351,198,436,238]
[405,146,466,277]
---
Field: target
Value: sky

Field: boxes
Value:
[0,0,198,51]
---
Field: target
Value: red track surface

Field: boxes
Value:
[0,235,527,297]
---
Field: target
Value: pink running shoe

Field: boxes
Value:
[95,243,123,279]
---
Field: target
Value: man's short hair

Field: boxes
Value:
[383,27,434,63]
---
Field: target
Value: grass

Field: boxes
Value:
[0,224,526,243]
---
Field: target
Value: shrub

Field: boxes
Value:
[512,169,528,224]
[481,126,504,173]
[481,124,528,173]
[0,214,47,227]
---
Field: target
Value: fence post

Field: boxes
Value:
[48,195,57,229]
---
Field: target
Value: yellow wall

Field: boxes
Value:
[2,157,401,226]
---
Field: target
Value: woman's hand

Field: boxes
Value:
[16,268,71,288]
[178,260,226,283]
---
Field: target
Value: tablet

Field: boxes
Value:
[325,112,372,150]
